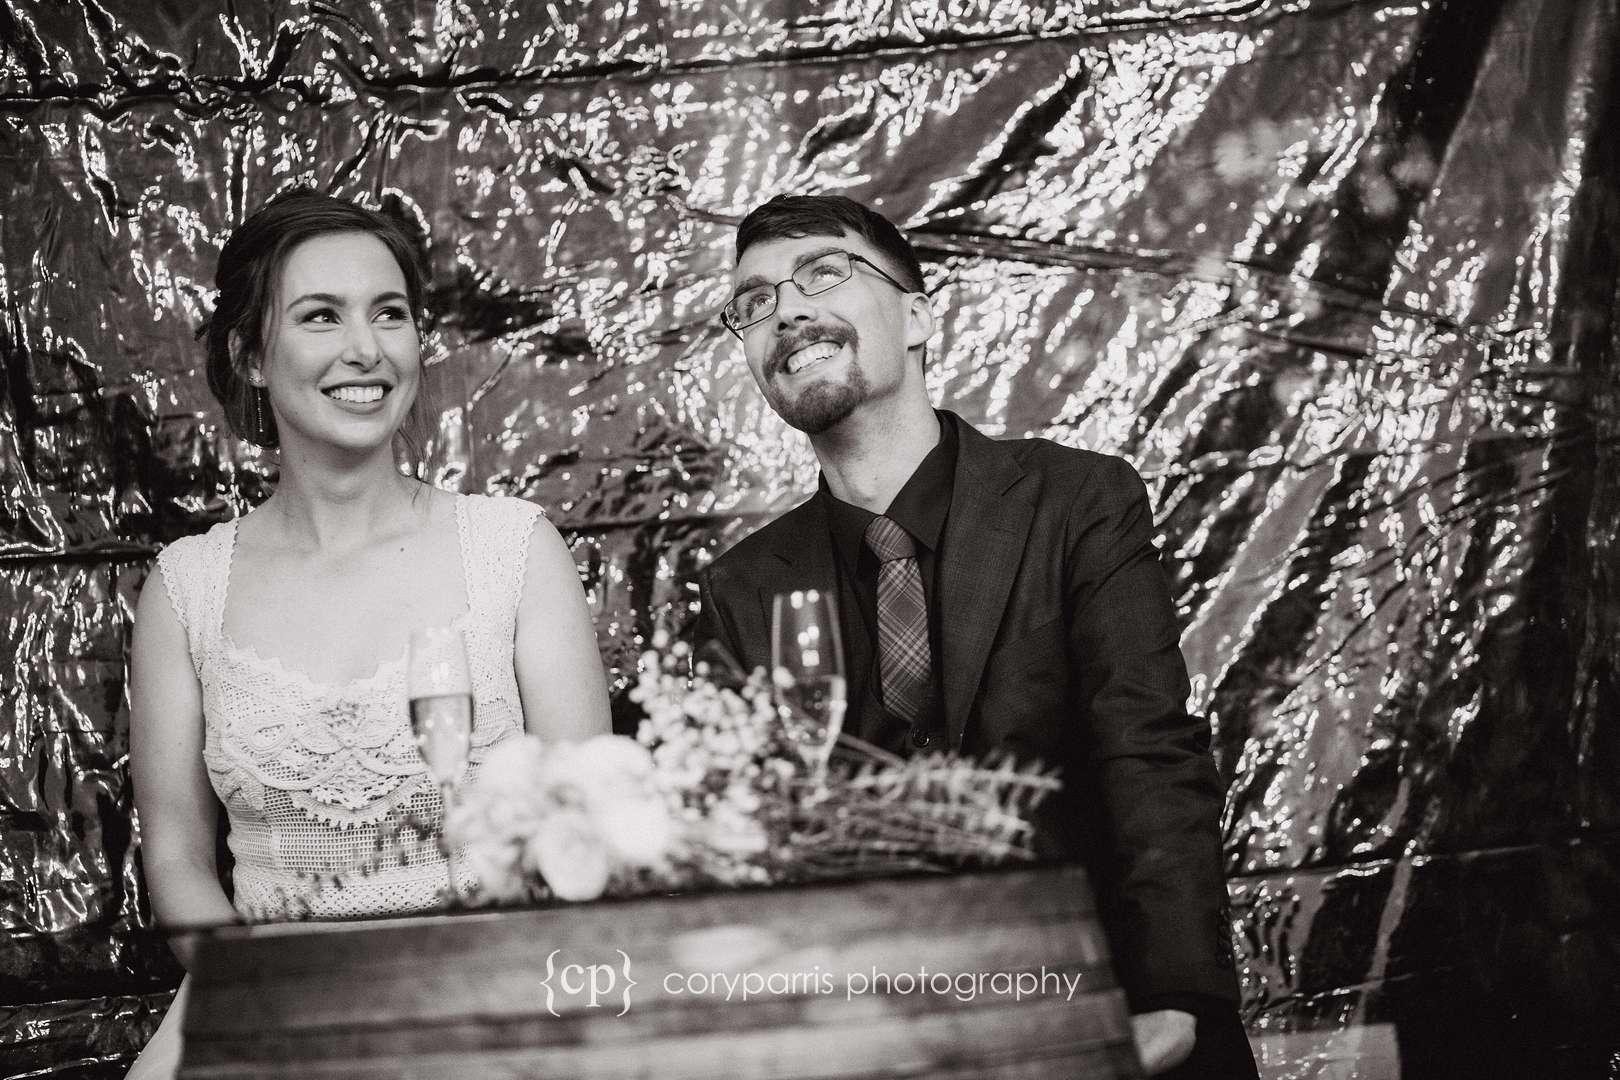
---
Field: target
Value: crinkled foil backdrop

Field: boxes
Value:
[2,0,1616,1076]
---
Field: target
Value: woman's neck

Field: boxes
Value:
[259,446,424,553]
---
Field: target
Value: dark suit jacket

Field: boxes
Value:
[697,411,1238,1008]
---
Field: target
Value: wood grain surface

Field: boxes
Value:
[178,866,1142,1079]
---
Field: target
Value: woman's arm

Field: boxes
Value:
[513,515,613,742]
[129,570,239,943]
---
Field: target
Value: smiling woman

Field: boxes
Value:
[254,231,424,459]
[200,189,438,465]
[123,190,613,1079]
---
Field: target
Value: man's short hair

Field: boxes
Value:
[735,194,925,294]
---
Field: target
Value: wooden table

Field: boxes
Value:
[178,865,1141,1078]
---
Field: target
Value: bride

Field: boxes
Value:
[125,189,612,1076]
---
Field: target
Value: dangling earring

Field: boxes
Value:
[247,372,269,444]
[251,386,268,443]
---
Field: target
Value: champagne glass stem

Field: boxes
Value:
[441,781,460,908]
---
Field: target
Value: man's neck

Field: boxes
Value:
[813,398,942,514]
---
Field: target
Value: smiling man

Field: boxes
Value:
[696,194,1257,1078]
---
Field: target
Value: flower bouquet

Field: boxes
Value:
[443,637,1062,906]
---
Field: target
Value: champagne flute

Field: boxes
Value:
[406,626,474,905]
[770,589,847,776]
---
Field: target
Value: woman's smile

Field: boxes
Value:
[322,381,391,409]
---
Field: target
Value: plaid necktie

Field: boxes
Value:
[863,515,931,725]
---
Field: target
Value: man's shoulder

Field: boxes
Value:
[703,496,820,581]
[1000,432,1116,470]
[970,424,1143,491]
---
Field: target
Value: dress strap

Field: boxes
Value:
[458,495,545,638]
[153,520,236,677]
[203,521,237,648]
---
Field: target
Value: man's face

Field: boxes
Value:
[730,231,925,435]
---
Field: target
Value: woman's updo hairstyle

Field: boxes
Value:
[201,187,435,464]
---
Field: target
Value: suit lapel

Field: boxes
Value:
[937,413,1035,749]
[748,495,838,667]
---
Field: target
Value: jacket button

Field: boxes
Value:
[910,729,934,748]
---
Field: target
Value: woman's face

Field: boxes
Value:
[253,231,421,458]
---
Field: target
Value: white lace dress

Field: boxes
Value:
[128,494,543,1079]
[155,492,539,919]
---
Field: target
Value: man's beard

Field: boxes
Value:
[763,324,869,435]
[766,364,870,434]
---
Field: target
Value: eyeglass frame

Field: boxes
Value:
[721,249,917,336]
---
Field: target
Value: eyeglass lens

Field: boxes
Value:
[726,252,854,329]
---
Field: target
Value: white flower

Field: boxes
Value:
[700,802,768,856]
[475,735,547,802]
[524,810,611,901]
[578,734,659,782]
[539,734,660,812]
[594,796,678,866]
[721,781,761,814]
[462,838,526,903]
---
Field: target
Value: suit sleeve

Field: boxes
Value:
[1064,455,1237,1008]
[693,564,750,677]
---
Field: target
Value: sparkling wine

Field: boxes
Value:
[780,673,847,754]
[410,693,473,784]
[771,590,847,779]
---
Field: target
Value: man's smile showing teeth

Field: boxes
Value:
[785,342,841,375]
[324,384,387,404]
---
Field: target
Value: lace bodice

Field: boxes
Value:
[155,494,540,920]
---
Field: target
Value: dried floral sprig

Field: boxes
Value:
[769,737,1062,882]
[630,639,1062,889]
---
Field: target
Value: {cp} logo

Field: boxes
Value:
[538,949,637,1017]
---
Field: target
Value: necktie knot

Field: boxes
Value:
[863,515,917,563]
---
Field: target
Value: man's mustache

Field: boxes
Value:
[765,323,858,380]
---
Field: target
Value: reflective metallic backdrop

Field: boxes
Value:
[2,1,1616,1076]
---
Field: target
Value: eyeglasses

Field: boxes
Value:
[722,250,913,335]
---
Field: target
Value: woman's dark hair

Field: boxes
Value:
[202,187,436,465]
[735,194,926,293]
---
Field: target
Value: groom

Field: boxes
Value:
[696,195,1256,1077]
